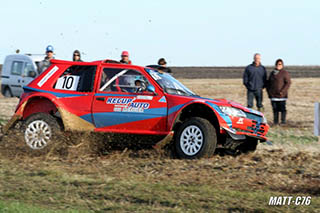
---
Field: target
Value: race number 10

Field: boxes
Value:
[55,75,80,91]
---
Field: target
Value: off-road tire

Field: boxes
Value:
[23,113,62,150]
[174,117,217,159]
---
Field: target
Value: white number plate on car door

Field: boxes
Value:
[55,75,80,91]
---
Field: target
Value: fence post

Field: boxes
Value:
[315,103,320,142]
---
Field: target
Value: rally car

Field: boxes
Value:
[2,59,269,159]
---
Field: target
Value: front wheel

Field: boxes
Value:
[174,117,217,159]
[23,113,61,150]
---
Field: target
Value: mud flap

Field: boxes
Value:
[153,131,174,149]
[2,114,22,134]
[2,101,28,134]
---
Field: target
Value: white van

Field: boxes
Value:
[1,54,45,97]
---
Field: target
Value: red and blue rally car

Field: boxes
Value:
[3,59,269,158]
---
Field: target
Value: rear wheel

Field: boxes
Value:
[23,113,61,150]
[175,117,217,159]
[3,87,12,97]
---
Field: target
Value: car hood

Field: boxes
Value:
[195,97,263,117]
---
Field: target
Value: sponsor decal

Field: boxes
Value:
[158,96,167,103]
[106,97,150,113]
[113,107,122,112]
[37,66,59,87]
[137,95,153,100]
[150,71,162,80]
[107,98,132,104]
[236,118,244,124]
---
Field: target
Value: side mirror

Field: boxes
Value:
[27,70,37,78]
[146,85,156,94]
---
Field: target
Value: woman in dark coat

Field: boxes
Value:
[267,59,291,125]
[73,50,83,62]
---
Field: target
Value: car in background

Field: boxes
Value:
[1,54,44,97]
[2,59,269,159]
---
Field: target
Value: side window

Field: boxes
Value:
[11,61,24,75]
[24,63,35,76]
[99,68,150,93]
[54,65,96,92]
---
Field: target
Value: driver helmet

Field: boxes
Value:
[134,75,147,90]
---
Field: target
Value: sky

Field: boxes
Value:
[0,0,319,66]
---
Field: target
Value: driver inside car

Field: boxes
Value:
[134,79,147,93]
[134,76,148,93]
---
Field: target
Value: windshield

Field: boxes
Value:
[145,68,196,96]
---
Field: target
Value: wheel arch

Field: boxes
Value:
[20,93,95,132]
[170,102,221,132]
[2,94,63,134]
[22,96,59,120]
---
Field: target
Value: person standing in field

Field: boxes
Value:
[120,51,132,64]
[39,45,55,73]
[267,59,291,125]
[158,58,172,73]
[243,53,267,111]
[72,50,83,62]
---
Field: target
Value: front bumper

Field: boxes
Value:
[222,126,268,142]
[221,116,269,142]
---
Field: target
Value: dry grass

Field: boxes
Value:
[181,78,318,130]
[0,148,319,212]
[181,78,320,150]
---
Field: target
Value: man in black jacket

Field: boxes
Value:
[243,53,267,111]
[158,58,172,73]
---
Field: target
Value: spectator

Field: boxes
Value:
[120,51,132,64]
[267,59,291,125]
[39,45,55,73]
[73,50,83,62]
[243,53,267,111]
[158,58,172,73]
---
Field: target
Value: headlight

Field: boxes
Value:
[219,106,246,118]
